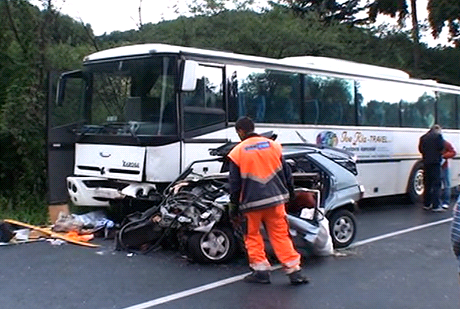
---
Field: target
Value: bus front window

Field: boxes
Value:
[87,56,177,136]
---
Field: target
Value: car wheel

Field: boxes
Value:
[187,227,236,263]
[328,209,356,248]
[408,161,424,204]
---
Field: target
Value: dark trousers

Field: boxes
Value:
[423,163,442,208]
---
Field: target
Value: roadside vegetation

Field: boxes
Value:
[0,194,48,225]
[1,0,460,224]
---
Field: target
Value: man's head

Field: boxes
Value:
[430,124,442,134]
[235,116,255,140]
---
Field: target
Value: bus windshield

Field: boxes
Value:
[60,56,178,137]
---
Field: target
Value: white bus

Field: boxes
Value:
[48,43,460,208]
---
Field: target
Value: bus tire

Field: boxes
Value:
[407,161,424,204]
[328,209,356,248]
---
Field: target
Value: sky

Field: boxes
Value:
[30,0,270,35]
[30,0,450,47]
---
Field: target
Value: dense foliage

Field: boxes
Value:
[0,0,94,222]
[428,0,460,46]
[0,0,459,223]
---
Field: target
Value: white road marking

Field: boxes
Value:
[123,264,283,309]
[349,217,453,248]
[122,273,250,309]
[123,218,452,309]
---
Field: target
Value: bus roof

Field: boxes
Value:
[84,43,410,80]
[83,43,460,92]
[84,43,272,64]
[279,56,410,79]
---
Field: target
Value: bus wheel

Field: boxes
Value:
[408,162,424,204]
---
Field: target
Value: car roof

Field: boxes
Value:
[282,143,357,175]
[282,143,352,158]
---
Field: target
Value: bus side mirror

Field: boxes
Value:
[56,77,66,106]
[56,70,83,106]
[182,60,198,92]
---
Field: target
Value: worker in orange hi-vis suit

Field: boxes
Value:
[227,116,309,285]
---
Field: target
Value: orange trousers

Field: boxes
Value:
[244,204,301,272]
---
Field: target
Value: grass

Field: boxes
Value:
[0,194,145,227]
[0,195,48,226]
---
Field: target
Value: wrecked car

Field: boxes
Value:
[116,141,364,263]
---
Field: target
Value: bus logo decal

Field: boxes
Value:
[316,131,338,147]
[122,160,140,168]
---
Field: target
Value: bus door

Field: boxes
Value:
[181,63,228,172]
[47,70,87,204]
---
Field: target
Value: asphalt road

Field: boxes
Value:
[1,196,459,309]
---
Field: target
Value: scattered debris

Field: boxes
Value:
[1,210,116,248]
[46,239,66,246]
[53,211,115,234]
[52,211,115,241]
[333,251,349,257]
[3,219,99,248]
[14,229,30,241]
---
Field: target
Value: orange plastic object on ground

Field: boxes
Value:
[64,231,94,242]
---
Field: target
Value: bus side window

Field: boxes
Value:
[227,65,301,124]
[400,86,435,128]
[227,70,239,122]
[304,75,355,125]
[182,65,225,132]
[303,99,320,124]
[183,79,205,107]
[437,92,457,129]
[357,79,401,127]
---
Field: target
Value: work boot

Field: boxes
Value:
[243,270,271,284]
[288,270,310,285]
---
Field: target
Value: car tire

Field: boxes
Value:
[328,209,356,248]
[407,161,424,204]
[187,227,237,263]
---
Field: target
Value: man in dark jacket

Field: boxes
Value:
[228,116,309,285]
[418,124,445,212]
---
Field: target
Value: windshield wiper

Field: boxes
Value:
[74,122,141,144]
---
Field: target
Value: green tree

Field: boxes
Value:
[187,0,258,15]
[0,0,93,213]
[367,0,421,70]
[277,0,366,24]
[367,0,408,24]
[427,0,460,46]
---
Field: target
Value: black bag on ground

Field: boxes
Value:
[0,221,14,243]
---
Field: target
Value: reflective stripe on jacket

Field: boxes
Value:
[228,135,290,213]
